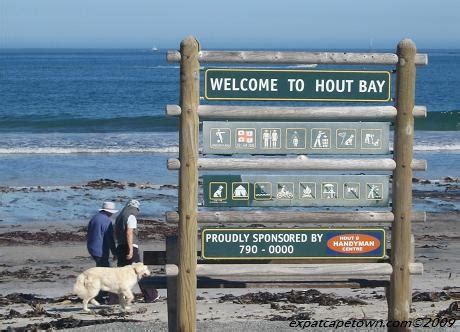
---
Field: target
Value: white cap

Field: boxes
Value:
[127,199,140,209]
[99,201,118,214]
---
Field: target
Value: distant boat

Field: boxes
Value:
[292,64,317,68]
[152,47,159,52]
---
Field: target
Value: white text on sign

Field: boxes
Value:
[209,78,387,94]
[205,233,324,243]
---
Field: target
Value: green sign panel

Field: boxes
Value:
[205,69,391,102]
[202,228,386,259]
[203,175,389,207]
[203,121,390,155]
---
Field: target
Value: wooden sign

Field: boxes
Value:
[202,228,386,259]
[205,69,391,102]
[203,174,390,207]
[203,121,390,155]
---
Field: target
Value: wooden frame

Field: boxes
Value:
[167,157,427,171]
[165,211,427,224]
[167,50,428,66]
[168,37,427,331]
[166,263,423,277]
[166,104,427,119]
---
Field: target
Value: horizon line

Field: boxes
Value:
[1,47,459,51]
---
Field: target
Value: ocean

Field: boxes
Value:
[0,49,459,223]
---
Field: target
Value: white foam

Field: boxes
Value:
[286,64,318,68]
[0,146,179,154]
[413,144,460,151]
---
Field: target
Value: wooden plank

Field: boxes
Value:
[141,275,390,289]
[166,104,427,119]
[143,251,166,265]
[167,263,393,277]
[202,121,391,155]
[176,36,200,332]
[165,211,427,224]
[389,38,417,326]
[203,174,390,207]
[167,50,428,66]
[167,157,427,171]
[166,263,423,277]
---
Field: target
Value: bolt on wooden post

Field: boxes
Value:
[177,36,200,332]
[389,39,417,329]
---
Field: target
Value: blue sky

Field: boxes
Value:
[1,0,459,49]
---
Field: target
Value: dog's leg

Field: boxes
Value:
[83,298,91,312]
[84,286,100,310]
[118,293,126,309]
[120,289,134,311]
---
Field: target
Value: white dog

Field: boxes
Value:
[73,262,150,311]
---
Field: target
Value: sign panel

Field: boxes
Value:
[202,228,386,259]
[203,175,389,207]
[203,121,390,155]
[205,69,391,102]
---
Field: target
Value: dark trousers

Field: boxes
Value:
[116,245,141,267]
[92,255,110,267]
[91,255,111,303]
[116,245,158,302]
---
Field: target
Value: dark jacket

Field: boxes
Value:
[87,211,116,258]
[115,205,140,246]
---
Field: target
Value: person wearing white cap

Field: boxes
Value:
[87,201,118,267]
[86,201,119,304]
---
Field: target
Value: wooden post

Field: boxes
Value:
[389,39,417,329]
[177,36,200,332]
[166,236,178,332]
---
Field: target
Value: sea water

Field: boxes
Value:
[0,49,459,223]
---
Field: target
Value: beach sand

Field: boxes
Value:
[0,211,458,331]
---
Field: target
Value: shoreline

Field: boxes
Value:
[0,175,458,226]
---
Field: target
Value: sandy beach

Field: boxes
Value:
[0,177,459,331]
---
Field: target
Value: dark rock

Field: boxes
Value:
[269,311,311,321]
[137,219,177,240]
[270,302,280,309]
[412,291,451,302]
[219,289,368,306]
[280,304,298,312]
[19,317,139,330]
[7,309,22,318]
[0,230,86,245]
[436,301,460,319]
[136,307,148,314]
[84,178,125,190]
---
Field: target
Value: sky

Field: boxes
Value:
[1,0,459,49]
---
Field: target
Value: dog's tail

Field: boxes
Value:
[73,273,90,299]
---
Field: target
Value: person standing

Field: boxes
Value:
[87,201,118,267]
[115,199,158,302]
[86,201,118,304]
